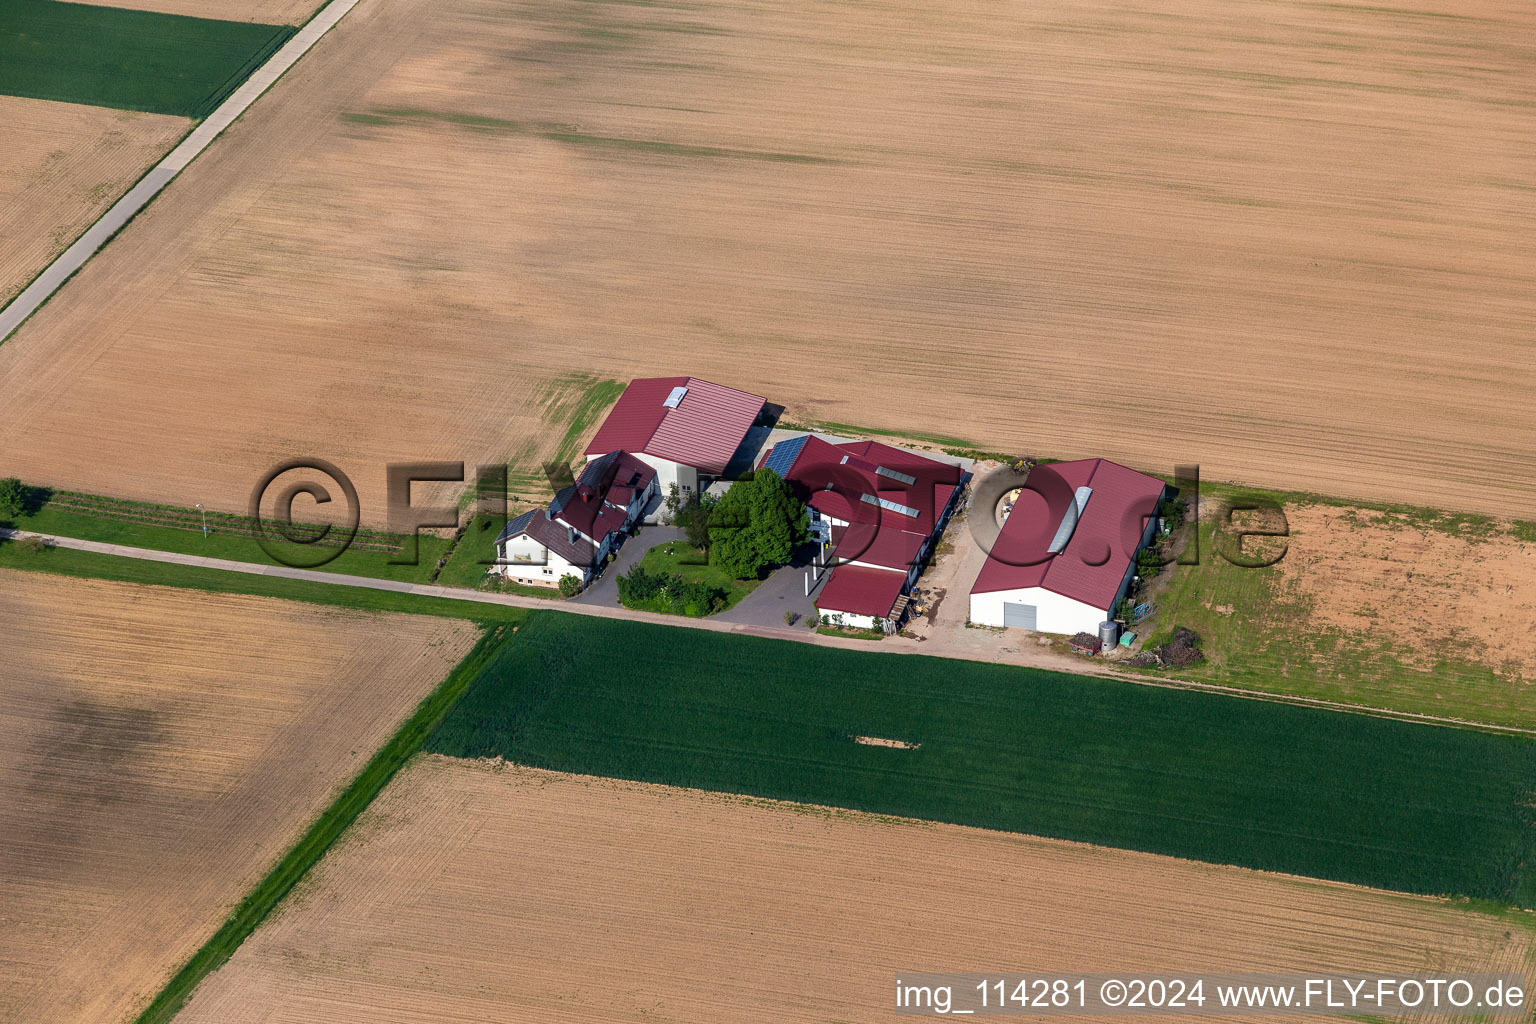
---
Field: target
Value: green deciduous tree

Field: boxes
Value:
[0,477,25,522]
[707,467,808,580]
[664,484,720,554]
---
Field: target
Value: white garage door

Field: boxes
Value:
[1002,602,1037,630]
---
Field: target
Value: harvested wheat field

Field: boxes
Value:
[0,95,187,304]
[64,0,319,23]
[177,758,1533,1024]
[0,570,474,1024]
[1,0,1533,521]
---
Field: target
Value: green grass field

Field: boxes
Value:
[428,612,1536,906]
[0,0,294,117]
[13,497,452,583]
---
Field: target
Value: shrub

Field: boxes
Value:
[615,565,724,617]
[1134,547,1166,584]
[784,610,799,626]
[1158,495,1190,531]
[557,574,582,598]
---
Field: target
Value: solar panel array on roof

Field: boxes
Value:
[761,433,808,478]
[874,465,918,486]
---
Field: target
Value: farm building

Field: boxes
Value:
[760,434,964,630]
[584,377,769,508]
[493,450,657,588]
[969,458,1166,636]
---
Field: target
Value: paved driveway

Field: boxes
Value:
[569,526,684,608]
[713,542,826,628]
[576,528,825,627]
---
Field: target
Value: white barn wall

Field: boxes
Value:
[821,610,881,630]
[968,587,1106,636]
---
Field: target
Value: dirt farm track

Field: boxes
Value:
[0,0,1533,521]
[0,570,474,1024]
[175,758,1533,1024]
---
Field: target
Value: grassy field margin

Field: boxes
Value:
[127,621,516,1024]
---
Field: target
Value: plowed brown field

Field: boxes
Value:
[0,570,475,1024]
[0,96,187,305]
[65,0,318,23]
[175,759,1533,1024]
[0,0,1532,521]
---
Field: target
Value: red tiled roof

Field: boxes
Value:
[816,564,906,619]
[840,523,925,571]
[558,493,629,542]
[584,377,765,475]
[501,509,597,569]
[500,450,656,568]
[971,459,1166,609]
[556,450,656,540]
[764,434,962,572]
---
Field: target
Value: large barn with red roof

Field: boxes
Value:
[760,433,965,630]
[969,458,1166,636]
[584,377,768,512]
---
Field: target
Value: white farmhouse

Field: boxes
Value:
[492,450,658,589]
[583,377,768,507]
[969,458,1166,636]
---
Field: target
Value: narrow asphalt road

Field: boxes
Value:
[0,527,832,645]
[0,0,363,342]
[3,527,1527,736]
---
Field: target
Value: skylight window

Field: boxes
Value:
[874,465,917,486]
[1047,486,1093,553]
[860,492,919,517]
